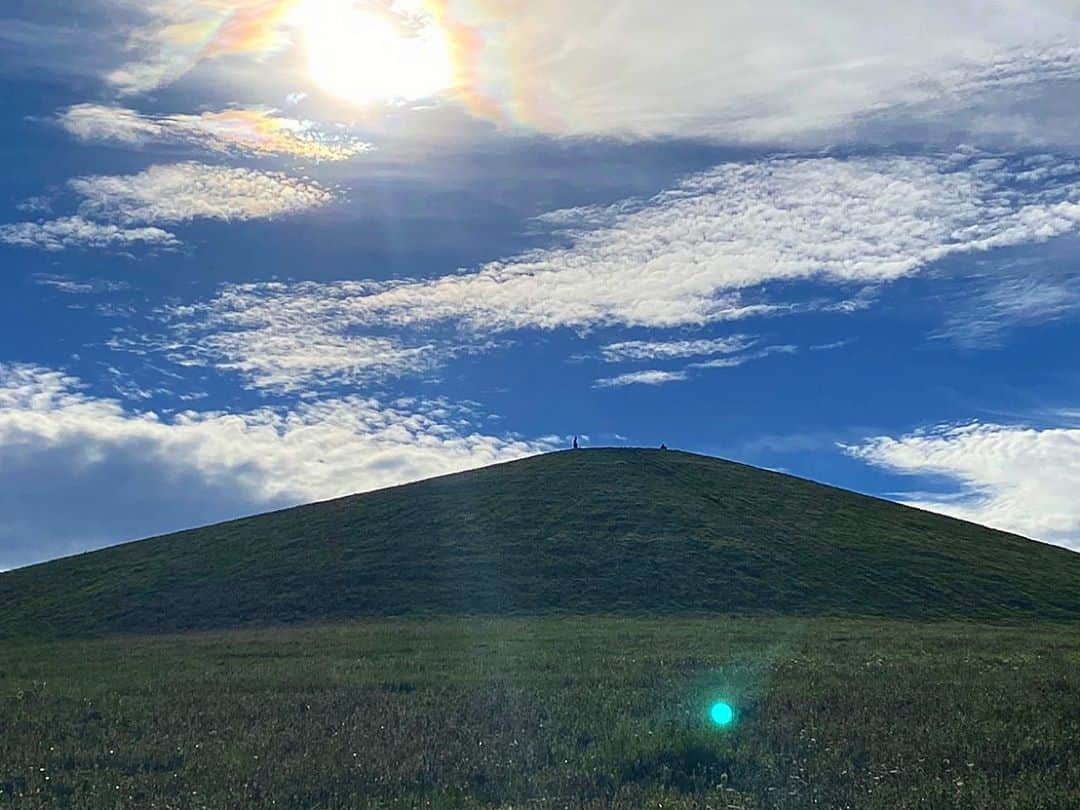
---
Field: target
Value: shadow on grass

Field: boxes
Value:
[619,743,732,794]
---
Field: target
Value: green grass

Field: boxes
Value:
[3,449,1080,638]
[4,450,1079,806]
[3,616,1079,809]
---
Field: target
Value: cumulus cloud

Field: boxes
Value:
[59,103,374,161]
[0,362,553,569]
[1,162,332,251]
[846,422,1080,550]
[594,370,688,388]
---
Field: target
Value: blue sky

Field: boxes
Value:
[2,0,1080,569]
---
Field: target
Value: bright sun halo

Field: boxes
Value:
[300,0,453,105]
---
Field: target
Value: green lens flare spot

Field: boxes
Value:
[710,701,734,727]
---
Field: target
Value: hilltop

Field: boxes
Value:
[2,448,1079,637]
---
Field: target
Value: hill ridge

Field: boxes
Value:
[3,447,1079,637]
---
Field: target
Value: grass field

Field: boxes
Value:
[5,451,1079,807]
[3,616,1078,809]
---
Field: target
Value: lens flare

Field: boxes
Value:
[710,701,734,727]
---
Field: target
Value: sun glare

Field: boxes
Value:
[300,0,453,105]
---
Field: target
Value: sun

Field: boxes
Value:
[299,0,453,105]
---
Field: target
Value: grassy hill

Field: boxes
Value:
[3,448,1079,637]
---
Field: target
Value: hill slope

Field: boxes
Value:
[2,448,1079,636]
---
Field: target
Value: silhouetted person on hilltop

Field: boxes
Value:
[659,443,667,451]
[573,436,579,449]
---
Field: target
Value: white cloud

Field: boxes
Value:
[808,340,853,352]
[932,258,1080,348]
[692,344,798,369]
[0,362,553,568]
[594,369,688,388]
[593,343,797,387]
[143,281,471,392]
[33,274,131,294]
[600,336,754,363]
[16,195,52,214]
[265,152,1080,332]
[105,0,299,94]
[591,337,797,388]
[849,44,1080,149]
[151,151,1080,390]
[97,1,1080,147]
[59,104,374,161]
[491,5,1080,143]
[71,162,332,224]
[846,422,1080,550]
[1,163,332,251]
[60,103,159,143]
[0,216,177,252]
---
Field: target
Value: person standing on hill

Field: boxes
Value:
[573,436,579,449]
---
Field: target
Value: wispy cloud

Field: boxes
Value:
[594,369,688,388]
[691,344,798,369]
[808,340,853,352]
[33,274,131,294]
[0,362,554,568]
[846,421,1080,550]
[600,336,754,363]
[932,258,1080,348]
[594,343,797,388]
[2,162,332,251]
[243,152,1080,332]
[593,337,797,387]
[148,151,1080,390]
[59,104,374,161]
[849,44,1080,149]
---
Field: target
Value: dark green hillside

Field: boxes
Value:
[2,448,1079,636]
